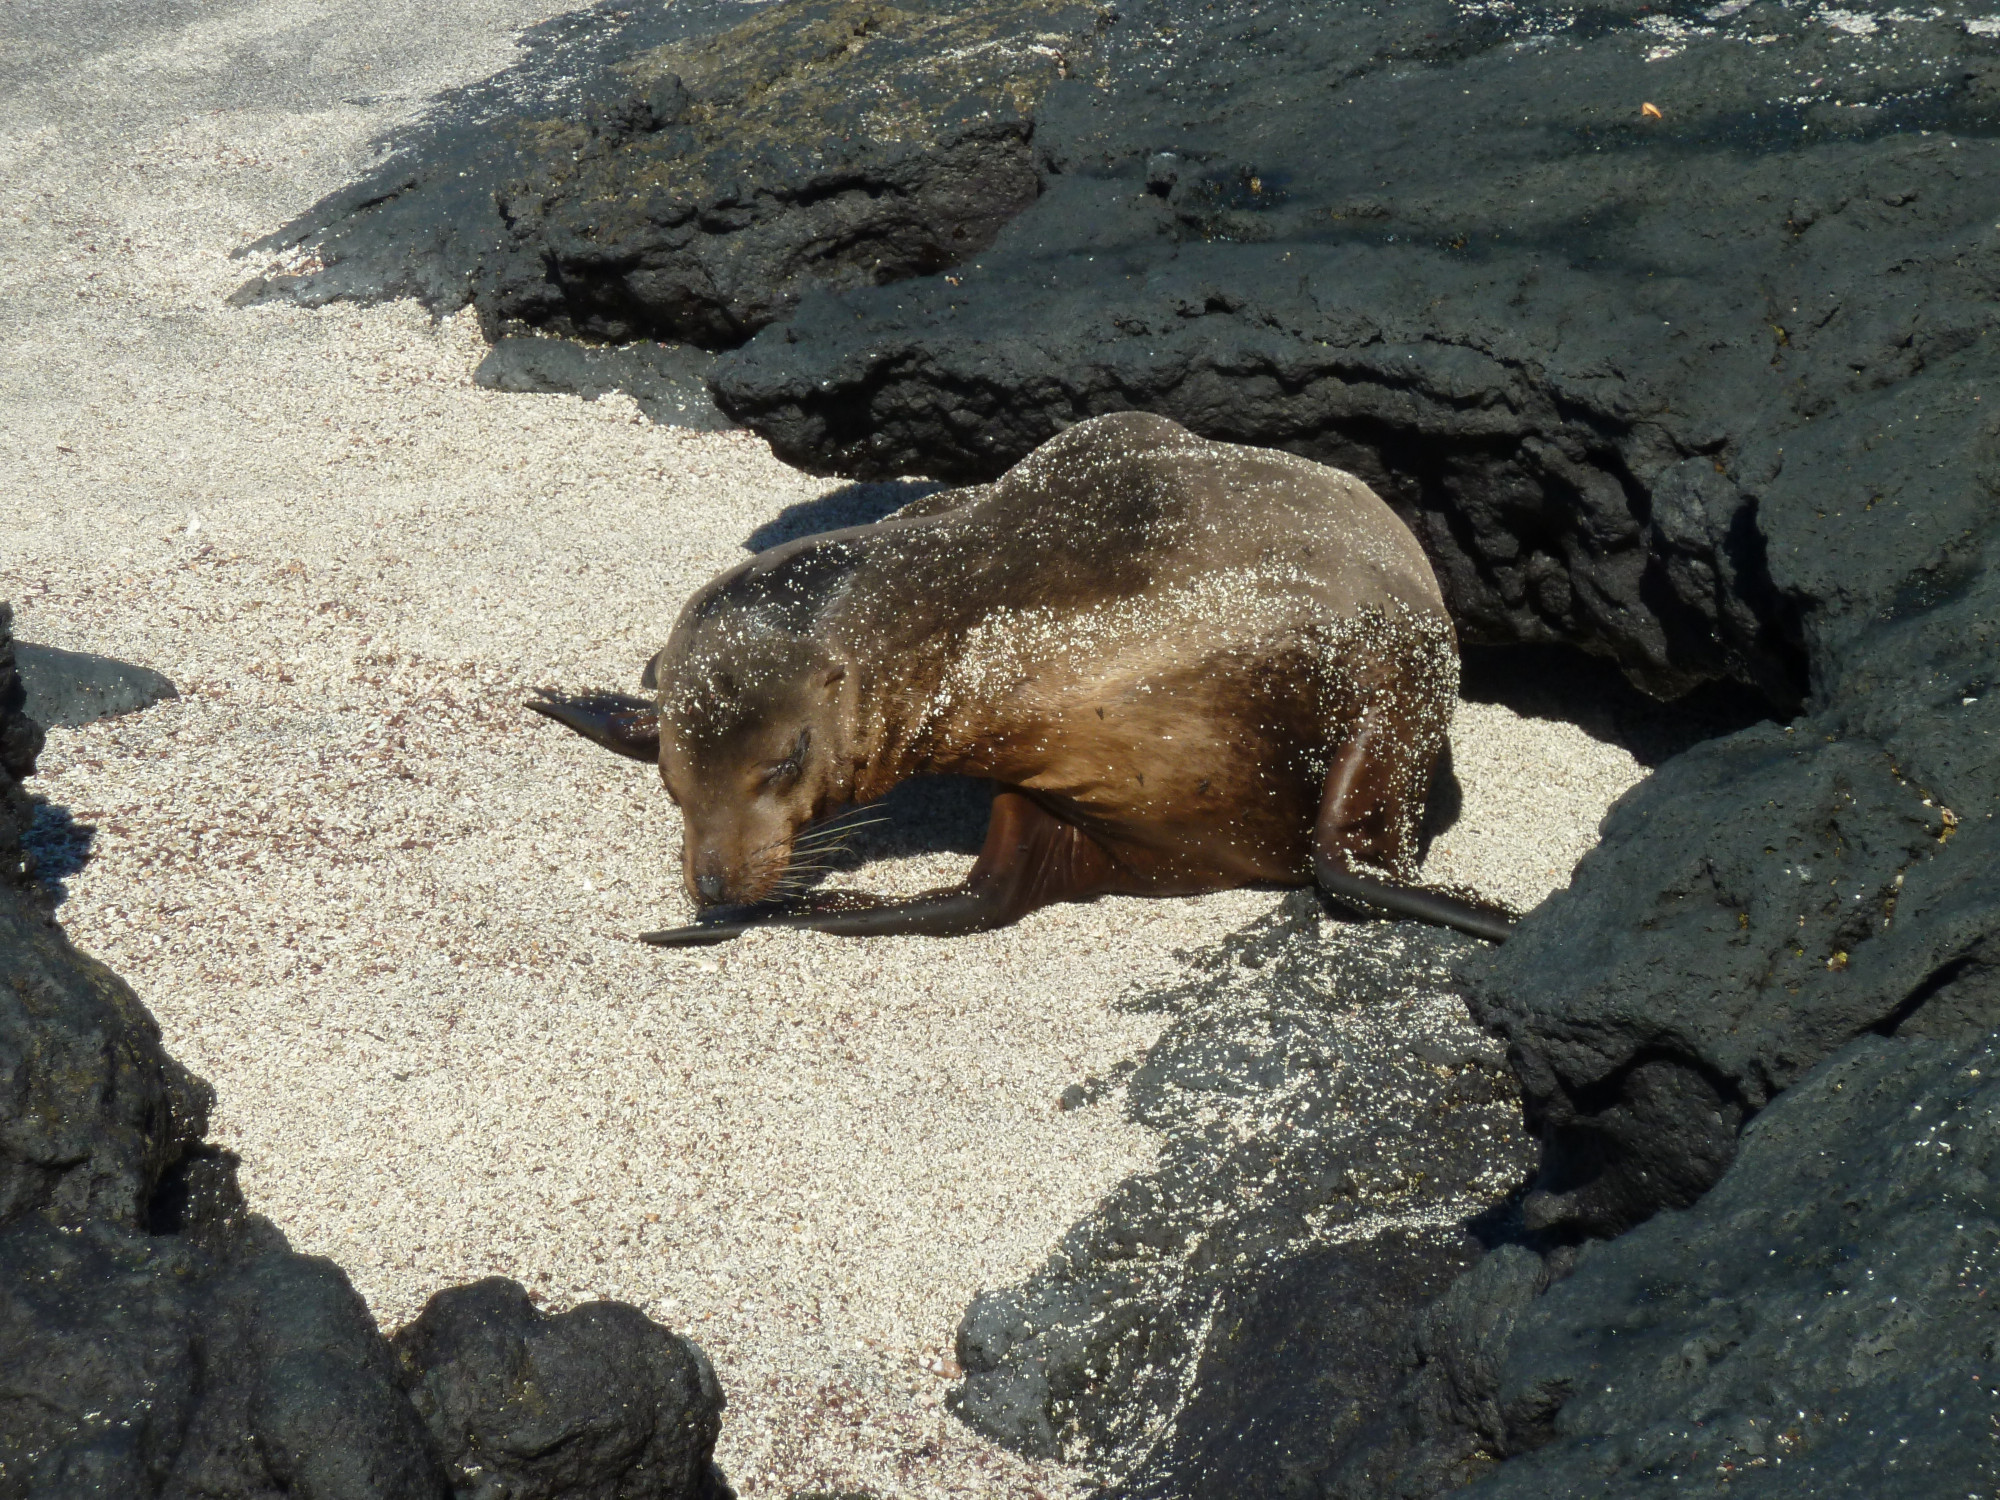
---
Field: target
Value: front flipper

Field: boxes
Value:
[1315,705,1518,945]
[527,688,660,763]
[641,789,1122,945]
[639,888,1003,946]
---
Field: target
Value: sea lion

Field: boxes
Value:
[531,412,1514,945]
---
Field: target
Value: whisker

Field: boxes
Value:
[790,838,873,861]
[797,811,892,841]
[791,829,888,858]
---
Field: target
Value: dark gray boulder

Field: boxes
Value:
[394,1278,731,1500]
[0,1215,450,1499]
[1337,1031,2000,1496]
[0,602,731,1500]
[1468,542,1999,1240]
[0,693,209,1231]
[14,641,179,728]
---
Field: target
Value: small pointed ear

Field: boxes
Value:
[818,663,847,696]
[527,689,661,763]
[640,653,660,690]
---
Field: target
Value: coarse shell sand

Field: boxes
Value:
[2,3,1649,1494]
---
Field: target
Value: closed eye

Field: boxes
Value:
[761,727,811,788]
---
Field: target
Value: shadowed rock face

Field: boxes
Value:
[0,603,730,1500]
[1334,1032,2000,1497]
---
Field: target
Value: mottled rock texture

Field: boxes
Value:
[1332,1032,2000,1497]
[395,1278,730,1500]
[239,0,1112,347]
[0,604,730,1500]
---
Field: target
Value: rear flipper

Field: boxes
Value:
[526,688,660,762]
[1315,702,1517,945]
[641,789,1122,946]
[1314,867,1517,945]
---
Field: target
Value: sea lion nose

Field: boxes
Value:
[694,873,727,906]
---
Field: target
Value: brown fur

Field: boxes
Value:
[645,411,1461,919]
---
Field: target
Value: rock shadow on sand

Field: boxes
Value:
[22,801,95,908]
[744,480,948,554]
[1459,642,1780,771]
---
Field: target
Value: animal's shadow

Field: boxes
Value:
[805,769,1463,887]
[22,800,96,907]
[745,479,949,553]
[793,775,991,885]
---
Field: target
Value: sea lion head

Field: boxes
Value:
[650,586,857,911]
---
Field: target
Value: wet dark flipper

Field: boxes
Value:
[639,887,1010,946]
[1316,868,1516,944]
[638,920,753,947]
[527,689,660,762]
[642,789,1124,946]
[1314,701,1516,945]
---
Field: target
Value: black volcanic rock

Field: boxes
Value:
[951,895,1535,1486]
[0,629,208,1229]
[1335,1031,2000,1497]
[394,1278,731,1500]
[1469,542,1998,1241]
[0,609,44,891]
[238,0,1111,348]
[0,1212,458,1499]
[0,601,731,1500]
[716,0,1997,705]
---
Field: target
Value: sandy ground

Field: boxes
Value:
[1,3,1648,1494]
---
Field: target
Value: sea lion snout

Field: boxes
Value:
[677,795,815,909]
[682,825,769,907]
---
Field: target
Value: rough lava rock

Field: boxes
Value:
[394,1278,730,1500]
[1331,1031,2000,1496]
[715,0,1998,705]
[0,602,731,1500]
[0,613,45,893]
[237,0,1112,347]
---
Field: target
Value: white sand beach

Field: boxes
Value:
[1,3,1648,1493]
